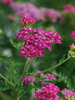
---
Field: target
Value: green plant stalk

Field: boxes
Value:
[30,56,71,76]
[70,96,72,100]
[16,56,71,99]
[16,58,31,100]
[0,74,15,88]
[21,58,30,86]
[42,56,71,73]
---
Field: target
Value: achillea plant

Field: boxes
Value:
[15,16,62,59]
[40,7,63,23]
[64,4,75,13]
[61,88,75,100]
[0,0,13,4]
[10,2,45,21]
[32,83,62,100]
[0,16,75,100]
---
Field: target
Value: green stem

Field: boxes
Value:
[0,74,15,88]
[70,96,72,100]
[16,58,31,100]
[30,56,71,76]
[20,58,30,86]
[42,56,71,73]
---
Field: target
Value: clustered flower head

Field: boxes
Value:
[46,9,63,23]
[69,43,75,49]
[19,16,36,25]
[40,73,56,85]
[10,2,45,21]
[32,83,62,100]
[10,2,63,22]
[8,14,16,21]
[23,76,35,85]
[15,24,62,59]
[40,7,63,23]
[61,88,75,99]
[36,71,56,85]
[40,73,56,80]
[64,4,75,13]
[20,71,75,100]
[71,31,75,39]
[0,0,13,4]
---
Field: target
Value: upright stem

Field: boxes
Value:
[16,58,31,100]
[21,58,30,86]
[0,74,15,88]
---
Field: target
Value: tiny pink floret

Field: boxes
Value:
[19,16,36,25]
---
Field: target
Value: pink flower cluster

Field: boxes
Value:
[40,7,63,23]
[36,71,56,85]
[64,4,75,13]
[61,88,75,99]
[8,14,16,21]
[69,43,75,49]
[23,76,35,85]
[15,26,62,59]
[32,83,62,100]
[40,73,56,80]
[10,2,45,21]
[19,16,36,25]
[71,31,75,39]
[0,0,13,4]
[40,73,56,85]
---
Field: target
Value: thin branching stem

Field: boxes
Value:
[30,56,71,76]
[42,56,71,73]
[0,74,15,88]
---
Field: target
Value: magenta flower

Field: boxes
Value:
[15,26,62,59]
[40,73,56,85]
[32,83,62,100]
[71,31,75,39]
[10,2,45,21]
[19,16,36,25]
[64,4,75,13]
[36,70,41,73]
[61,88,75,99]
[40,73,56,80]
[46,9,63,22]
[40,7,63,23]
[23,76,35,85]
[69,43,75,49]
[0,0,13,4]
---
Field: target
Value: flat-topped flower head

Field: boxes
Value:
[71,31,75,39]
[22,76,35,85]
[0,0,13,4]
[32,83,62,100]
[10,2,45,21]
[46,9,63,22]
[40,73,56,85]
[61,88,75,99]
[15,27,62,59]
[40,73,56,80]
[64,4,75,13]
[40,7,63,23]
[19,16,36,25]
